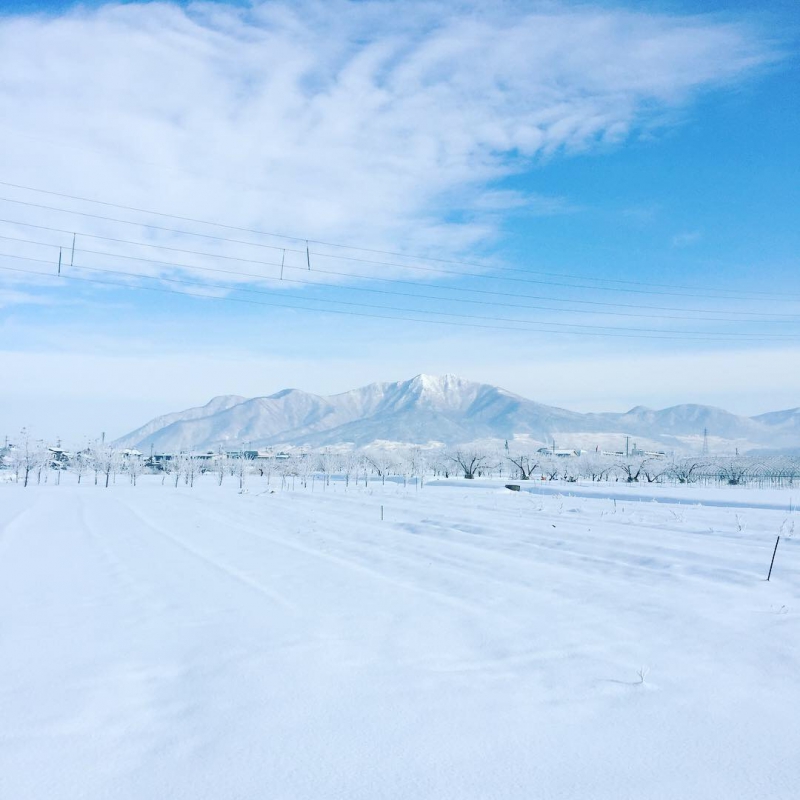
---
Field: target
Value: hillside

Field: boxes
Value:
[115,374,800,453]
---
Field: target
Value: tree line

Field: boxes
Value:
[3,433,799,489]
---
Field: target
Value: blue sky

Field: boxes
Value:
[0,0,799,442]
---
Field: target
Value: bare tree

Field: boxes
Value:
[398,447,427,487]
[315,449,338,487]
[539,456,561,481]
[74,450,88,485]
[506,452,539,480]
[12,429,40,487]
[364,450,396,485]
[670,458,707,484]
[448,450,489,480]
[641,460,669,484]
[275,453,297,491]
[719,458,753,486]
[338,451,359,488]
[429,451,452,478]
[580,454,615,482]
[560,458,582,483]
[95,444,120,488]
[616,457,651,483]
[237,452,251,491]
[120,451,141,486]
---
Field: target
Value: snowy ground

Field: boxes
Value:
[1,476,798,799]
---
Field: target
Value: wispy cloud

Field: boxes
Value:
[0,0,776,293]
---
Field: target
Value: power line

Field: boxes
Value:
[0,177,792,299]
[2,229,798,325]
[1,253,798,342]
[4,216,797,318]
[0,191,795,302]
[0,261,743,340]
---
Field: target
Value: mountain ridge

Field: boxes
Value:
[114,374,800,453]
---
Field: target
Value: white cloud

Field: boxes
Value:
[0,1,788,439]
[0,0,775,291]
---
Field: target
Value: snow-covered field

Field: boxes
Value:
[1,476,798,799]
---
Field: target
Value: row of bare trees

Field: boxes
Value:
[3,436,799,489]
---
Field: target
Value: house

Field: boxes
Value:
[119,449,143,459]
[48,447,71,466]
[192,451,220,462]
[225,450,259,460]
[537,446,580,457]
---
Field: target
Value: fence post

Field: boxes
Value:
[767,536,780,581]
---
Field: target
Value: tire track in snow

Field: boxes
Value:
[77,494,170,616]
[121,500,299,615]
[184,498,501,622]
[396,516,755,587]
[188,490,667,614]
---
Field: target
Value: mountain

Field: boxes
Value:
[115,374,800,453]
[753,407,800,432]
[117,395,247,450]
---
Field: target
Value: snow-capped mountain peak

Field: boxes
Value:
[114,375,800,453]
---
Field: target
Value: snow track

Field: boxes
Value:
[1,478,798,799]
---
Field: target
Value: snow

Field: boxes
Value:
[114,373,800,452]
[1,477,798,799]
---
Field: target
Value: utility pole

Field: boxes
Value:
[702,428,709,456]
[626,436,630,457]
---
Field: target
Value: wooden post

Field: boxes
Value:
[767,536,780,581]
[380,505,384,521]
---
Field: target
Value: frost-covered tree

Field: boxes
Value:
[94,444,120,488]
[13,429,46,488]
[316,449,339,487]
[73,450,88,485]
[539,456,561,481]
[616,456,651,483]
[122,452,141,486]
[580,454,615,482]
[718,457,753,486]
[505,452,540,480]
[398,447,427,487]
[363,449,396,485]
[448,450,489,480]
[668,458,705,484]
[337,450,359,488]
[641,460,669,484]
